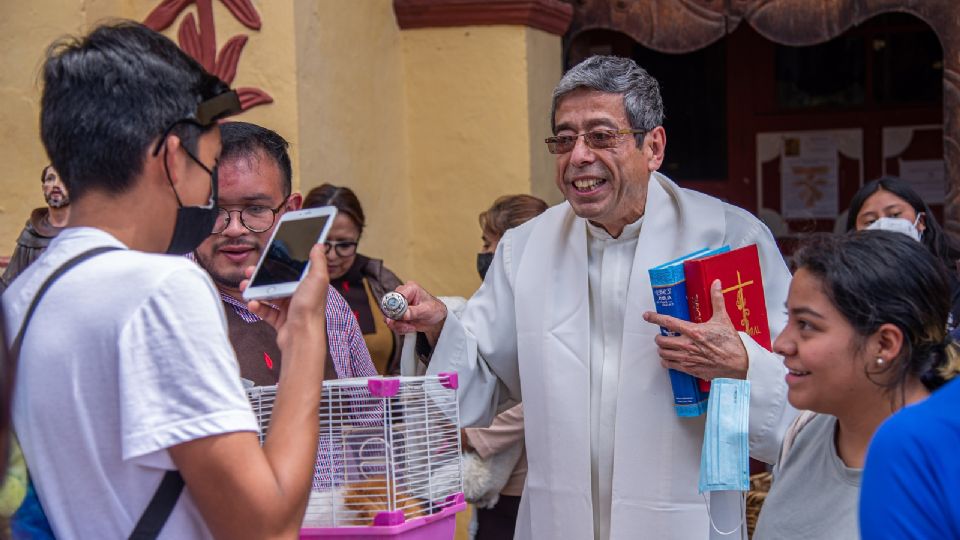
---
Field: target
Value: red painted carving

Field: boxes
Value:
[144,0,272,111]
[237,88,274,110]
[214,35,248,83]
[143,0,193,31]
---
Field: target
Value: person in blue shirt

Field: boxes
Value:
[860,376,960,538]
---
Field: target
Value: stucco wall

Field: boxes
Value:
[402,25,563,296]
[294,0,412,282]
[0,2,93,255]
[527,28,565,208]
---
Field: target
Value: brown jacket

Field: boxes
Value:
[360,257,404,374]
[0,209,64,294]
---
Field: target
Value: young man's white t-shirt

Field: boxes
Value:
[1,227,258,539]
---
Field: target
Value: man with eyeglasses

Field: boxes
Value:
[193,121,378,387]
[2,23,332,538]
[389,56,794,539]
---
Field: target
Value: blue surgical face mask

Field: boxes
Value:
[866,213,923,242]
[700,378,750,538]
[699,378,751,493]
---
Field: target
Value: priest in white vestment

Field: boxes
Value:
[389,56,795,540]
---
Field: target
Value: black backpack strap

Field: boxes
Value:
[128,470,185,540]
[6,245,186,540]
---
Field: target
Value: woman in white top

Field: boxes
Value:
[753,230,960,540]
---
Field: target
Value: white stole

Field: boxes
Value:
[513,174,729,539]
[432,172,792,539]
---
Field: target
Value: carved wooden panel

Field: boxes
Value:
[394,0,573,36]
[567,0,960,236]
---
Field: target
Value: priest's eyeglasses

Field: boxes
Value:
[212,200,287,234]
[545,129,645,154]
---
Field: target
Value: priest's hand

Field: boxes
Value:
[642,279,749,380]
[385,281,448,346]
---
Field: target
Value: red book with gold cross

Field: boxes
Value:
[683,243,773,352]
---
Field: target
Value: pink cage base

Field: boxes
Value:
[300,493,466,539]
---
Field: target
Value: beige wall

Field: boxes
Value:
[0,0,564,300]
[527,29,566,208]
[402,25,563,296]
[0,2,92,254]
[293,0,413,282]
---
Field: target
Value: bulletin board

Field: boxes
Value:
[756,129,863,233]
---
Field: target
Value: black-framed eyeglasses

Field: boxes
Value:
[324,240,359,257]
[212,199,288,234]
[544,128,645,154]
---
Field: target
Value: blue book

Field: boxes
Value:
[649,246,730,417]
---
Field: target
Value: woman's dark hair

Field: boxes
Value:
[303,184,366,234]
[846,176,960,271]
[219,122,293,197]
[794,231,960,393]
[479,194,549,240]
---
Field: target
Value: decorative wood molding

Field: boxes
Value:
[394,0,573,36]
[566,0,960,237]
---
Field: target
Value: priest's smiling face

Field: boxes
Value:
[552,88,665,237]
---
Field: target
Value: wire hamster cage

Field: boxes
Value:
[247,374,465,539]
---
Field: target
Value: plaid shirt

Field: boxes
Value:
[220,286,378,380]
[221,288,382,491]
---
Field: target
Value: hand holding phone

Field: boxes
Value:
[243,243,330,350]
[242,206,337,301]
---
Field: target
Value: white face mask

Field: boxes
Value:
[866,213,924,242]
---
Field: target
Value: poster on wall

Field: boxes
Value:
[780,134,839,219]
[898,159,945,204]
[882,125,945,206]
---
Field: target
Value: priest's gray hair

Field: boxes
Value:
[551,55,664,147]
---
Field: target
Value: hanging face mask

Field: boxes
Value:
[699,378,750,492]
[476,252,494,280]
[699,378,750,538]
[866,213,923,242]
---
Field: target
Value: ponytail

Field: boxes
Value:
[920,337,960,391]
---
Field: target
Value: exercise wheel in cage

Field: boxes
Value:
[247,373,466,539]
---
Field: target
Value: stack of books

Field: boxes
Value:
[648,244,772,417]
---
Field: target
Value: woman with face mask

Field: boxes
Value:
[303,184,404,375]
[752,231,960,540]
[846,176,960,331]
[463,194,546,540]
[475,195,549,280]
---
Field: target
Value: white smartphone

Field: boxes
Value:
[242,206,337,301]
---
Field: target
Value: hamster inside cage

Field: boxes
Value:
[247,374,465,538]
